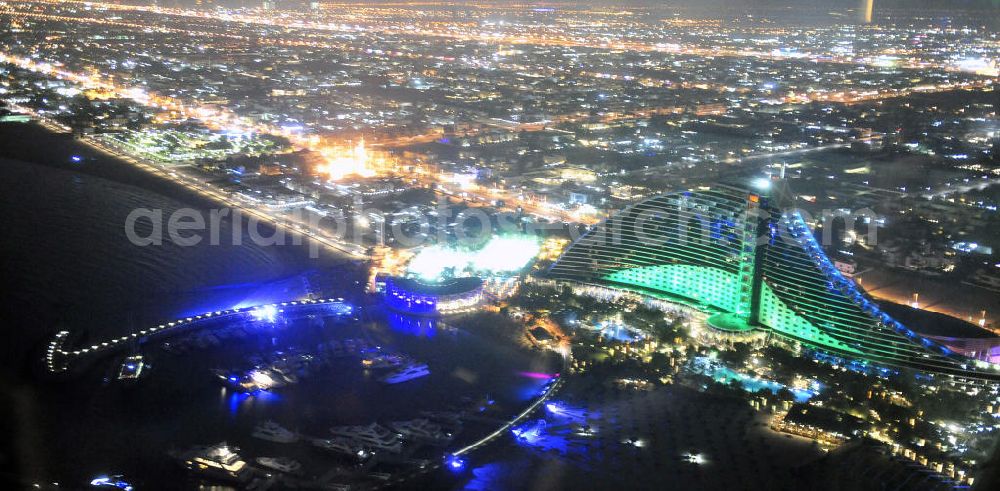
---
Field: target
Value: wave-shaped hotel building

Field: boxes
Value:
[546,180,1000,382]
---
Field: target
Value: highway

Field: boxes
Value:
[919,177,1000,199]
[627,140,860,179]
[728,142,852,163]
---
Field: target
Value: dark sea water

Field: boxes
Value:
[0,122,345,374]
[0,122,341,485]
[0,123,553,489]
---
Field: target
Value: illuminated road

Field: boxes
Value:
[729,142,853,163]
[92,138,368,258]
[0,51,596,225]
[919,178,1000,199]
[0,1,992,233]
[627,140,865,179]
[9,102,367,258]
[12,0,988,107]
[9,0,997,76]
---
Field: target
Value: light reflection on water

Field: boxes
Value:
[387,312,439,337]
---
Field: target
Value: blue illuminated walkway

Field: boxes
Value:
[44,297,353,373]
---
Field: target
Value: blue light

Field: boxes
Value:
[445,455,466,472]
[511,419,546,444]
[788,212,960,364]
[250,305,278,322]
[387,312,438,337]
[71,155,83,163]
[90,476,134,491]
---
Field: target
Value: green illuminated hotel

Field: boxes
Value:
[547,182,1000,381]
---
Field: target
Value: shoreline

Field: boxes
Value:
[10,115,366,259]
[0,120,353,374]
[84,135,366,259]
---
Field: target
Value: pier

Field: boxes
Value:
[44,297,354,373]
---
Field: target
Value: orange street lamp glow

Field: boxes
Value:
[319,139,376,180]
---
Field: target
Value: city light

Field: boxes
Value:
[6,1,1000,488]
[318,139,377,180]
[444,455,466,472]
[549,186,1000,380]
[407,235,541,281]
[250,305,278,323]
[249,370,275,389]
[682,453,707,465]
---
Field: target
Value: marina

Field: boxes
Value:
[28,303,559,489]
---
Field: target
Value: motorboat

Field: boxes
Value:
[389,419,453,444]
[329,423,402,453]
[379,363,429,384]
[252,421,298,443]
[174,442,250,483]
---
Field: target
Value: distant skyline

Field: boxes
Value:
[149,0,1000,9]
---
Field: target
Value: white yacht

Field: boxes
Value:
[311,438,373,462]
[252,420,299,443]
[389,419,453,444]
[255,457,302,474]
[329,423,403,453]
[175,442,250,483]
[379,363,430,384]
